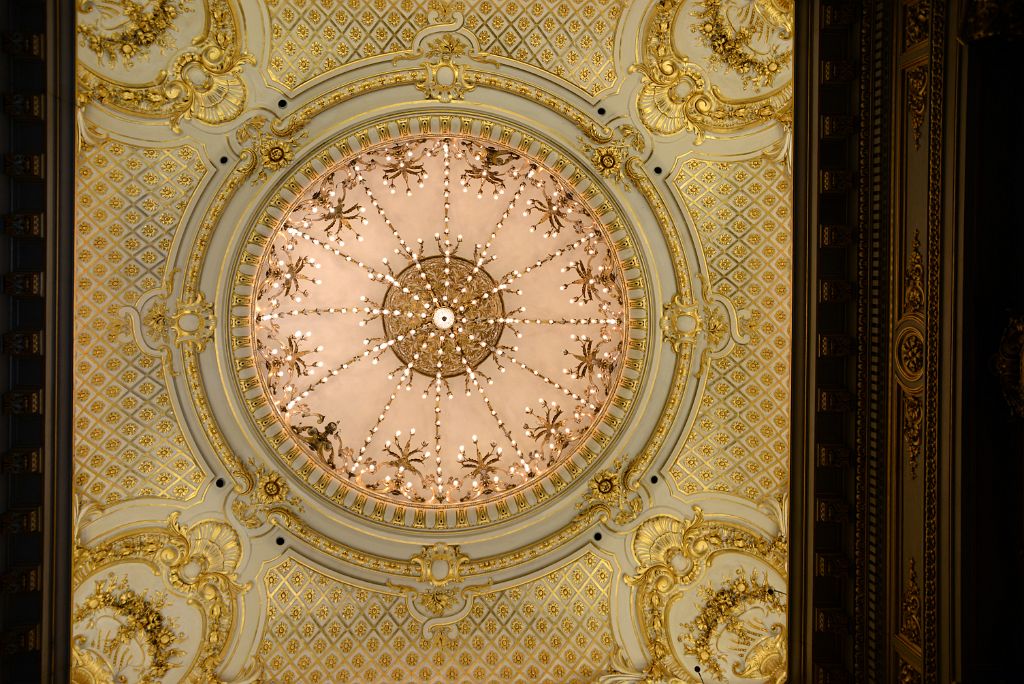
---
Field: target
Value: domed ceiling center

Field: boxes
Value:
[252,134,628,507]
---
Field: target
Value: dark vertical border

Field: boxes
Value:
[43,0,75,676]
[788,0,817,678]
[0,0,73,679]
[791,0,891,680]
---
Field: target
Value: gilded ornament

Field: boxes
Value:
[77,0,192,67]
[620,510,787,682]
[580,124,645,190]
[73,575,184,684]
[680,569,787,682]
[631,0,793,140]
[907,66,929,150]
[903,392,923,479]
[580,456,643,525]
[76,0,252,131]
[692,0,793,88]
[661,293,702,354]
[904,0,931,49]
[904,232,925,314]
[393,13,500,104]
[995,314,1024,418]
[236,115,306,184]
[900,558,922,644]
[231,465,302,529]
[73,515,248,682]
[411,542,469,587]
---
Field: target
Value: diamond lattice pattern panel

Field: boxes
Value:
[74,141,208,506]
[670,157,792,502]
[264,0,623,96]
[260,553,615,682]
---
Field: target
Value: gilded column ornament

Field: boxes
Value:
[903,0,931,49]
[900,558,922,644]
[631,0,793,141]
[905,232,925,314]
[903,393,923,478]
[76,0,253,131]
[906,66,929,150]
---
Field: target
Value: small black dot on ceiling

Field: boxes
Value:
[593,532,603,541]
[650,475,659,484]
[275,537,285,546]
[277,99,288,108]
[654,166,663,175]
[219,156,228,165]
[215,478,225,488]
[597,107,606,116]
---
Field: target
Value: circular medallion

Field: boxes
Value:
[241,129,640,512]
[382,255,504,377]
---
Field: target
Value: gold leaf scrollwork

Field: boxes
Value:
[903,392,923,479]
[73,514,249,683]
[77,0,253,131]
[119,274,216,375]
[230,464,302,529]
[388,543,491,620]
[904,231,925,314]
[631,0,793,141]
[621,509,787,682]
[661,293,703,354]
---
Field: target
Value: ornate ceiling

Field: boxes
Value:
[71,1,793,682]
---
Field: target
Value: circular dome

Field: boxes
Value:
[242,131,638,513]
